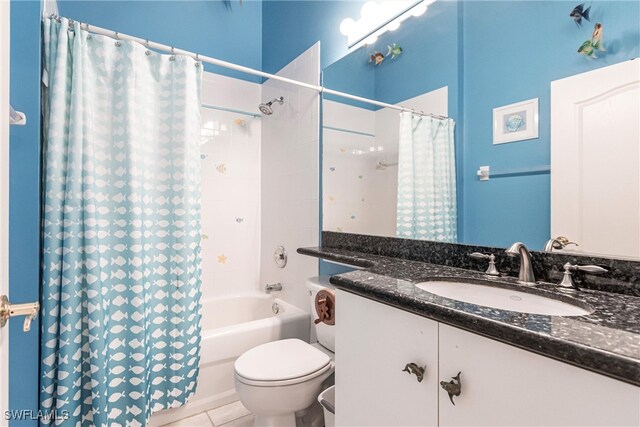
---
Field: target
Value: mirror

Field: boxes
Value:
[322,0,640,259]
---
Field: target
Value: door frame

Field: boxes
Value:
[0,0,12,424]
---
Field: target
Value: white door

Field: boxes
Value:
[438,324,640,426]
[336,290,439,426]
[0,0,11,423]
[551,59,640,258]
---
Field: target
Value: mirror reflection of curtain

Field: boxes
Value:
[396,112,457,242]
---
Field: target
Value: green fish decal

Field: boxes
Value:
[578,23,606,58]
[387,43,403,59]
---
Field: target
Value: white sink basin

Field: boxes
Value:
[415,280,593,316]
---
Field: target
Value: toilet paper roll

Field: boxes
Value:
[314,289,335,326]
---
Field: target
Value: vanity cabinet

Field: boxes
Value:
[336,290,640,427]
[438,324,639,426]
[335,290,439,426]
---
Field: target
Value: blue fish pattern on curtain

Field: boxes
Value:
[40,18,203,426]
[396,112,457,242]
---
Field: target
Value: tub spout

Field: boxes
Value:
[265,283,283,294]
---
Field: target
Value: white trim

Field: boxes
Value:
[0,0,11,424]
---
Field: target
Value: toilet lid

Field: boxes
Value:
[235,339,331,382]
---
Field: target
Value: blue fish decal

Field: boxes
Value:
[570,3,591,26]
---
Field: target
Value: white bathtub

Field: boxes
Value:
[149,292,310,426]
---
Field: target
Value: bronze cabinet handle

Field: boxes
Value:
[440,371,462,405]
[402,363,426,383]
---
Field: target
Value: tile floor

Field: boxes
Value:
[162,401,254,427]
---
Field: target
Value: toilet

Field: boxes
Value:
[234,277,335,427]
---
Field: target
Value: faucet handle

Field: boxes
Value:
[555,236,579,248]
[469,252,500,276]
[545,236,579,252]
[573,264,608,274]
[563,263,608,274]
[469,252,491,260]
[559,263,608,289]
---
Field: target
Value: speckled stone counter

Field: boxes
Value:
[298,246,640,387]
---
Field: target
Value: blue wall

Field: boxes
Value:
[321,46,376,110]
[58,0,263,82]
[462,0,640,249]
[262,0,366,73]
[297,0,640,251]
[9,1,41,424]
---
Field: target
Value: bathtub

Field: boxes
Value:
[149,292,310,426]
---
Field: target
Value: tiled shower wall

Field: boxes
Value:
[260,44,321,313]
[200,72,262,298]
[323,100,397,236]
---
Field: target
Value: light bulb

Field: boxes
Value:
[340,18,355,36]
[411,3,428,16]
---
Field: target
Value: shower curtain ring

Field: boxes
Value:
[170,47,176,61]
[145,39,151,56]
[194,53,201,67]
[114,32,121,47]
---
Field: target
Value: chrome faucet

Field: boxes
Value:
[265,283,283,294]
[505,242,536,285]
[543,236,578,252]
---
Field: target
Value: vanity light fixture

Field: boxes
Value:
[340,0,434,48]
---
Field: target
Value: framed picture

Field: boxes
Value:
[493,98,539,144]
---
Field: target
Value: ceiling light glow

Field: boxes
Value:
[386,21,400,31]
[339,18,355,36]
[412,4,428,16]
[340,0,435,48]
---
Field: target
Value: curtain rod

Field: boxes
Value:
[48,14,450,120]
[322,88,448,120]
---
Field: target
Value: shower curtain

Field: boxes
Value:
[396,112,457,242]
[40,18,203,426]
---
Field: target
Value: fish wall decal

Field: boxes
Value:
[578,23,606,58]
[369,51,385,65]
[570,3,591,26]
[387,43,403,59]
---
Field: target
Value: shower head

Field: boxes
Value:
[258,96,284,115]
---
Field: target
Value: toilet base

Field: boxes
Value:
[254,413,296,427]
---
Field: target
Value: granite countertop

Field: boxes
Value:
[297,246,640,387]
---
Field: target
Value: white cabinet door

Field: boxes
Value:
[336,290,439,426]
[439,324,640,426]
[551,59,640,258]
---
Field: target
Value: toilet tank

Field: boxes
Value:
[306,276,335,353]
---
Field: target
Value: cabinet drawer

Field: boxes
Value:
[336,290,439,426]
